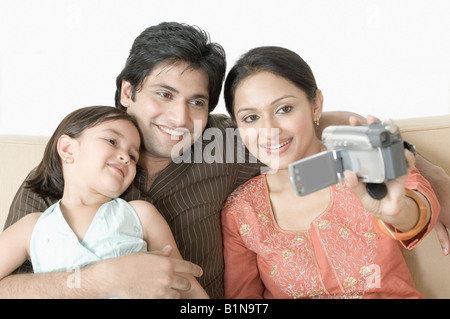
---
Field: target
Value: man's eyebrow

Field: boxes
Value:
[191,93,209,100]
[152,83,209,100]
[153,83,179,94]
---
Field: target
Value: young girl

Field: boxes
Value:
[221,47,440,299]
[0,106,208,298]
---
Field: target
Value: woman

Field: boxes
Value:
[221,47,439,299]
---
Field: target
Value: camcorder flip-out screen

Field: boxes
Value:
[288,122,408,199]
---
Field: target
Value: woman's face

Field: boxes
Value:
[233,71,323,171]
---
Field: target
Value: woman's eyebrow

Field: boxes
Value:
[236,95,295,115]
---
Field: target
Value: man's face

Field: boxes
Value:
[120,61,210,161]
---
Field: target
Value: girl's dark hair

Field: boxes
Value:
[115,21,226,113]
[224,46,318,120]
[25,106,141,199]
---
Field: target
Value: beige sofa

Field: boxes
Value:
[1,114,450,298]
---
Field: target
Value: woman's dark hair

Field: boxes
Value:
[224,46,318,120]
[115,21,226,113]
[25,106,141,199]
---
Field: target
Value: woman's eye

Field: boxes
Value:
[242,114,259,123]
[277,105,293,114]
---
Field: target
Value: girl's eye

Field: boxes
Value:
[276,105,293,114]
[129,154,137,163]
[107,139,117,146]
[242,114,259,123]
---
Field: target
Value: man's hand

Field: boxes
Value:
[0,245,203,298]
[104,245,203,298]
[416,156,450,255]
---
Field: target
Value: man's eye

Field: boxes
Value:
[157,91,172,99]
[190,99,206,107]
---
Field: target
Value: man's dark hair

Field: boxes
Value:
[115,22,226,113]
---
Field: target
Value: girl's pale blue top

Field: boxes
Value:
[30,198,147,273]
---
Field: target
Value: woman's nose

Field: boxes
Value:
[261,117,281,140]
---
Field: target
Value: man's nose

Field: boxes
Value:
[167,100,189,127]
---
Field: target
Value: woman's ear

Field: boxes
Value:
[312,89,324,123]
[120,80,134,109]
[57,135,75,164]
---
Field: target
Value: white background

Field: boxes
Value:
[1,0,449,136]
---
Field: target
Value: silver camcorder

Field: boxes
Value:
[288,121,408,199]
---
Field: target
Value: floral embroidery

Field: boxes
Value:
[343,277,357,288]
[313,184,378,296]
[294,235,306,244]
[364,231,377,241]
[318,219,330,230]
[359,265,374,277]
[339,227,352,239]
[258,214,270,223]
[226,174,378,298]
[282,249,294,259]
[239,224,251,236]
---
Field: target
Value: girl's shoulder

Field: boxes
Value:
[126,199,166,229]
[16,212,42,230]
[127,199,159,215]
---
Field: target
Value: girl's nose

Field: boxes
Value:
[118,152,130,164]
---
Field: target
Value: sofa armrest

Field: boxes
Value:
[396,115,450,299]
[0,135,48,230]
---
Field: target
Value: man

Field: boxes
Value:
[2,22,449,298]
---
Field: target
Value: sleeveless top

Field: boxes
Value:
[10,114,263,298]
[30,198,147,273]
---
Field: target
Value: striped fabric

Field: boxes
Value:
[5,114,262,299]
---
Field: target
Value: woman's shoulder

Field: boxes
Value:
[224,174,267,207]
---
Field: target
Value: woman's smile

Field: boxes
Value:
[259,137,293,154]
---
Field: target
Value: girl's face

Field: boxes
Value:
[67,119,141,199]
[233,71,323,171]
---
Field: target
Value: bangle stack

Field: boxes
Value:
[376,189,429,241]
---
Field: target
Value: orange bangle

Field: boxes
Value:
[376,189,429,241]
